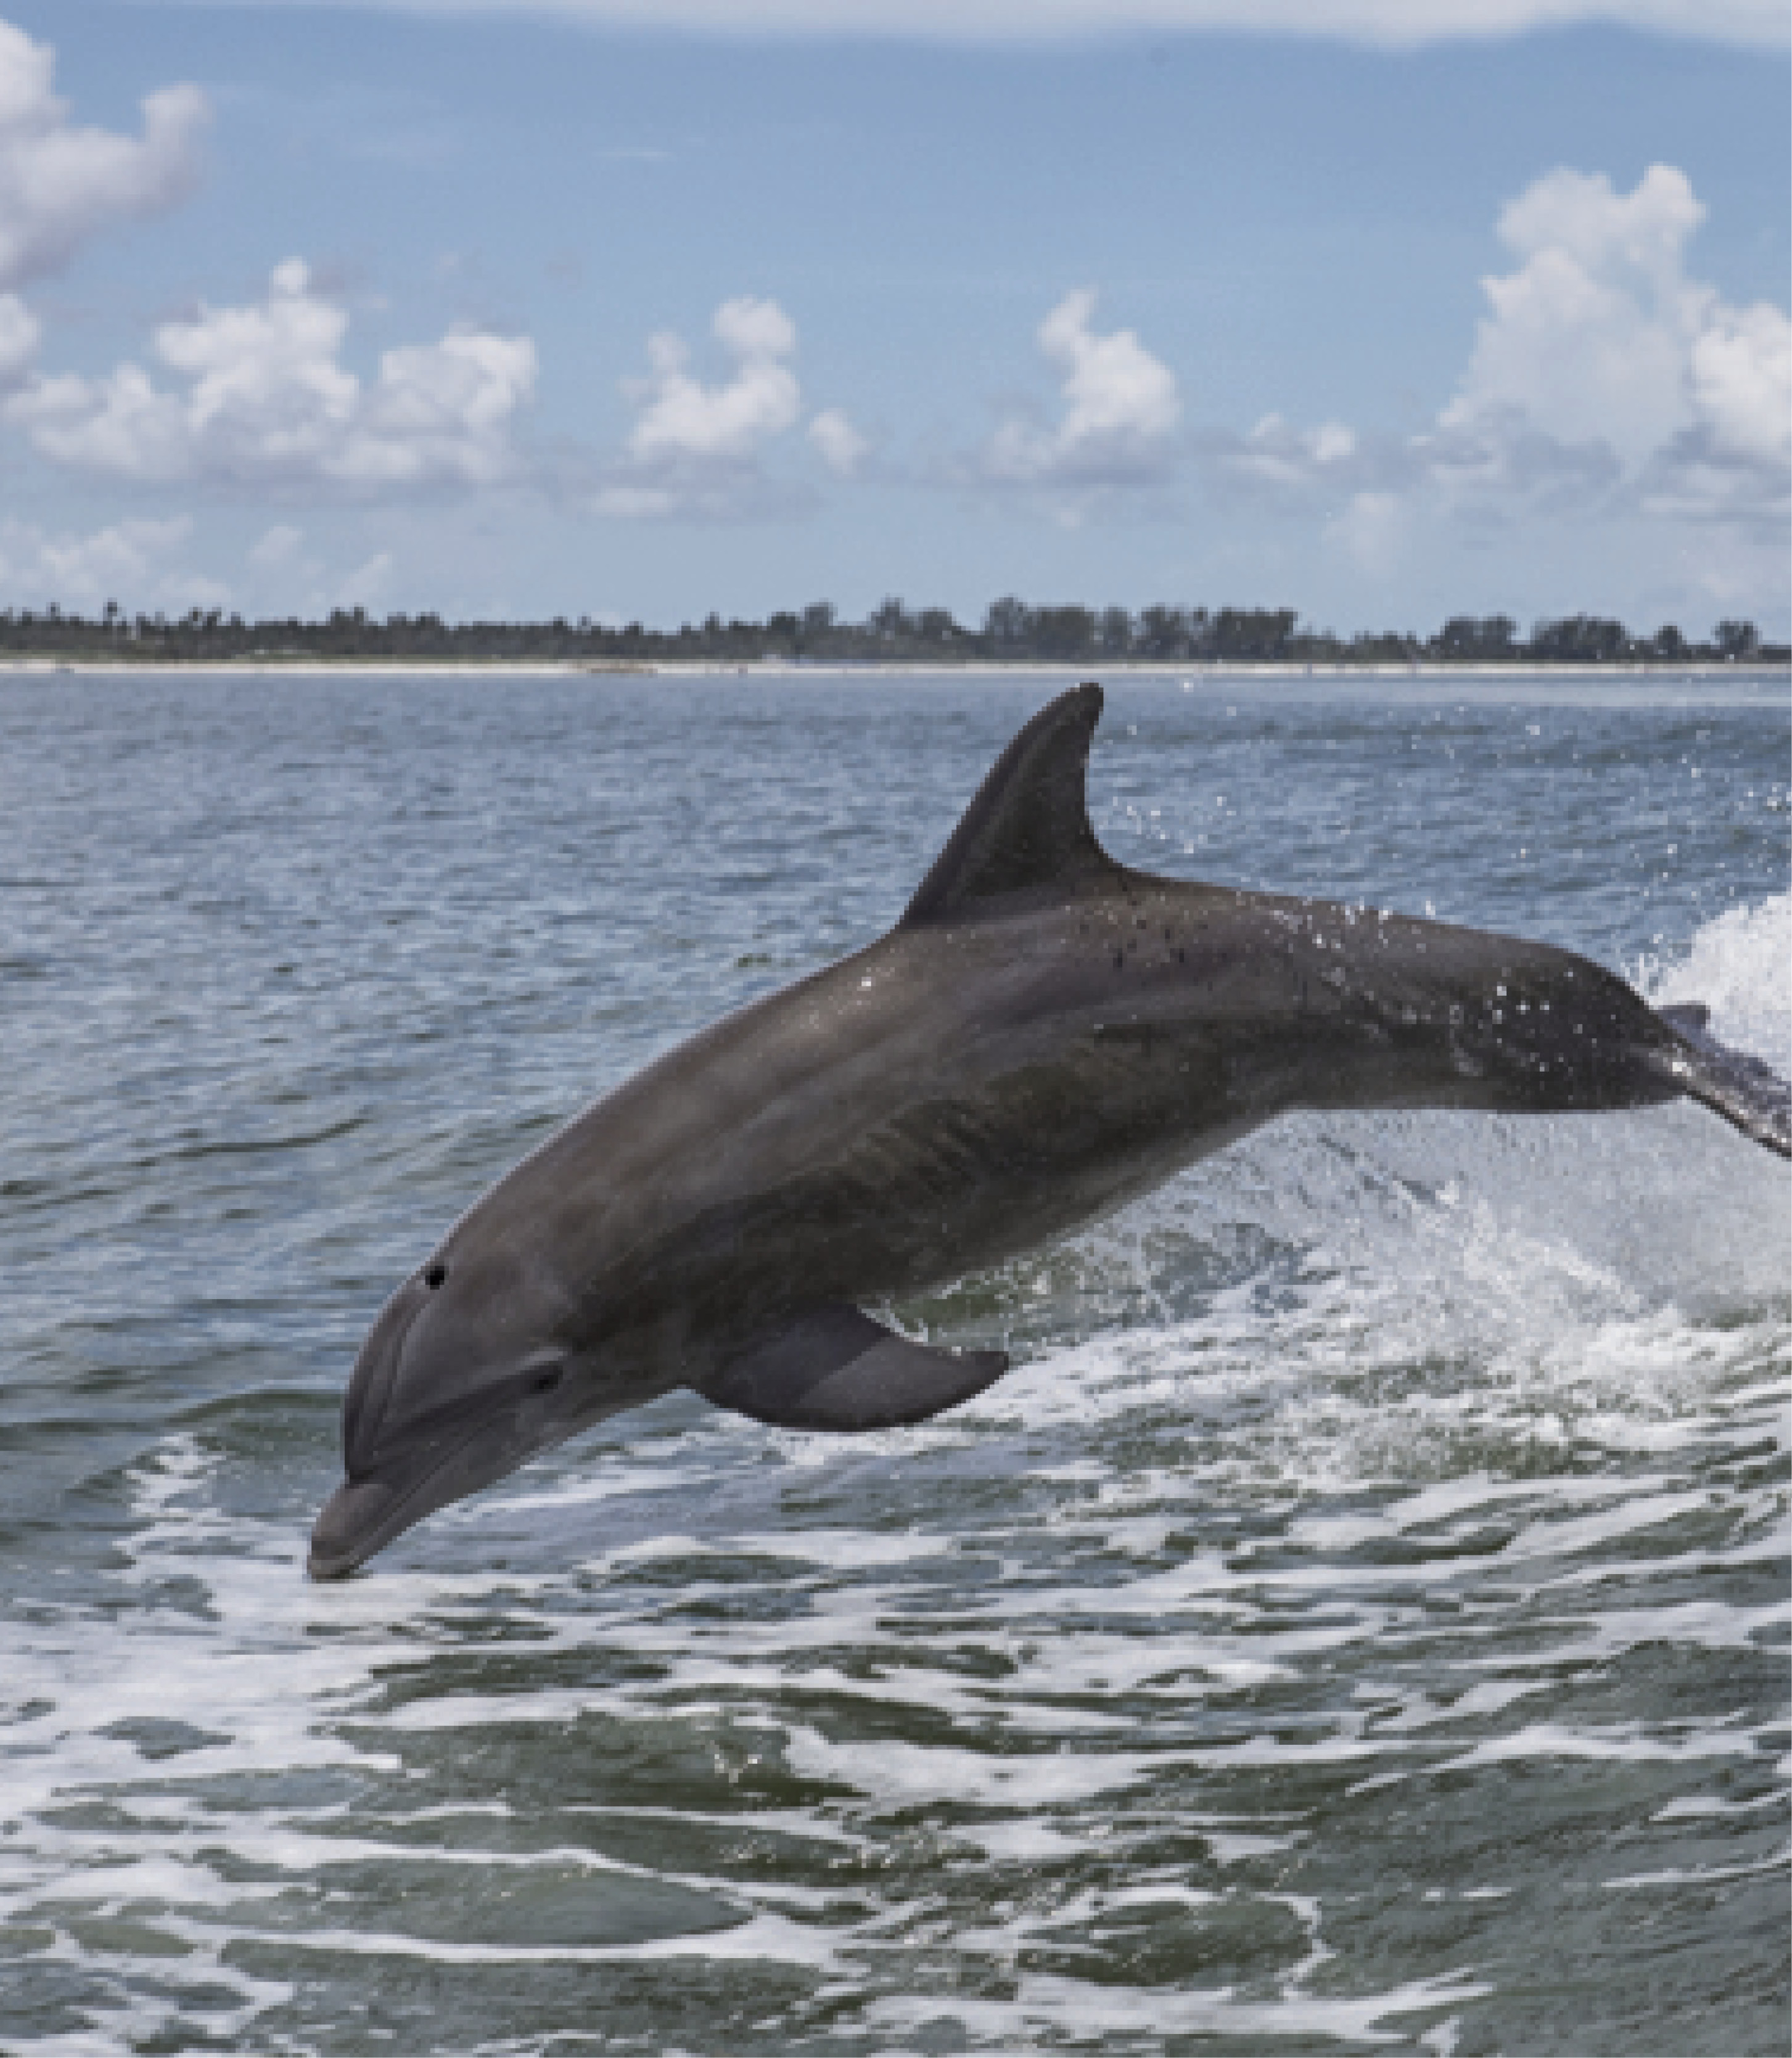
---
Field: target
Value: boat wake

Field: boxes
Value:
[2,893,1786,2057]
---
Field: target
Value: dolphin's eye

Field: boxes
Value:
[530,1366,564,1396]
[424,1264,447,1289]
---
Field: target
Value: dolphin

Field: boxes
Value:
[309,684,1790,1578]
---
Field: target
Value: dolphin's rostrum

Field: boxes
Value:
[310,686,1790,1578]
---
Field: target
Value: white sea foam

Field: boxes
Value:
[4,887,1786,2057]
[1639,888,1792,1076]
[862,1963,1496,2050]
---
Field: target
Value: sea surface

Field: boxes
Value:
[1,668,1788,2057]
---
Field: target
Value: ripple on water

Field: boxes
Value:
[1,674,1786,2055]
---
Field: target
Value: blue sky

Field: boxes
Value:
[1,1,1786,634]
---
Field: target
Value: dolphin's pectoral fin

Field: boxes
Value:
[695,1306,1009,1432]
[902,682,1131,925]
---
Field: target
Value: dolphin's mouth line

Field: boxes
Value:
[308,1423,493,1580]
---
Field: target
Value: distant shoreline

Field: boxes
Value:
[2,657,1787,681]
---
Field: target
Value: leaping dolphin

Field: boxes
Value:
[310,685,1790,1578]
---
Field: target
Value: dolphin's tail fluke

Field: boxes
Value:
[1653,1003,1791,1160]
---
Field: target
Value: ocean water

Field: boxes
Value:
[1,668,1787,2058]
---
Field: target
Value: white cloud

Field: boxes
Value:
[0,514,216,612]
[1,518,422,622]
[1687,300,1791,469]
[1439,163,1788,523]
[240,520,334,607]
[237,523,399,614]
[808,406,869,475]
[1231,163,1786,551]
[249,522,306,567]
[337,549,395,608]
[0,289,37,383]
[710,295,797,364]
[982,288,1181,486]
[1324,488,1408,575]
[0,19,207,293]
[625,297,800,464]
[597,295,806,516]
[166,2,1785,52]
[7,258,537,489]
[1442,165,1707,465]
[1227,412,1365,491]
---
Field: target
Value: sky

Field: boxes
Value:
[0,0,1786,636]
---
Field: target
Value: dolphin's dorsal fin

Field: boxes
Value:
[902,683,1123,925]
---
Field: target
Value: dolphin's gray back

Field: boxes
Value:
[457,684,1792,1366]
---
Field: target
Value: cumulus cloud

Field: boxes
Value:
[1687,301,1791,470]
[249,522,306,568]
[7,258,538,489]
[337,549,396,608]
[1219,162,1786,560]
[1324,489,1409,576]
[173,2,1785,51]
[232,522,407,614]
[1444,165,1706,465]
[1439,163,1788,523]
[627,297,799,463]
[0,19,206,293]
[597,295,808,516]
[1225,412,1366,491]
[982,288,1181,486]
[0,289,37,383]
[809,406,869,476]
[0,514,223,612]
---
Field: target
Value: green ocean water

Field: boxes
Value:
[2,669,1787,2056]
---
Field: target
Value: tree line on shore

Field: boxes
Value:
[1,597,1782,665]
